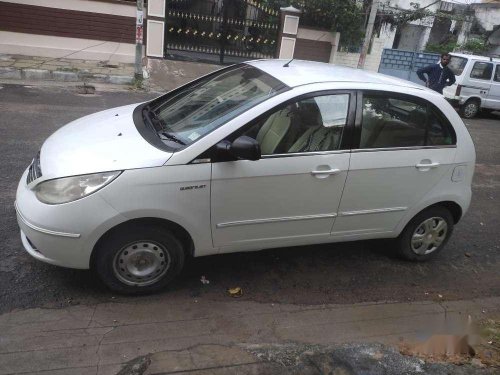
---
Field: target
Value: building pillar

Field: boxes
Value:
[146,0,165,58]
[276,6,301,59]
[329,32,340,64]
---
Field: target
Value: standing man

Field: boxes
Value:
[417,53,456,94]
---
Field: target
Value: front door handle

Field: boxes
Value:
[311,168,341,177]
[415,162,440,170]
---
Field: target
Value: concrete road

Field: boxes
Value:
[0,83,499,313]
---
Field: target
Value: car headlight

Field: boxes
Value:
[34,171,122,204]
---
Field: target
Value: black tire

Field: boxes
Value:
[94,224,185,294]
[460,99,480,119]
[395,206,454,262]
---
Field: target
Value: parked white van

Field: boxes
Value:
[16,60,476,294]
[444,53,500,118]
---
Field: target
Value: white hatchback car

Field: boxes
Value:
[16,60,475,294]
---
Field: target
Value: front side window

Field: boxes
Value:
[144,65,287,149]
[470,62,493,80]
[241,94,350,155]
[360,93,455,149]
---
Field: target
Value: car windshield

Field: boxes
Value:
[448,56,468,76]
[147,64,287,148]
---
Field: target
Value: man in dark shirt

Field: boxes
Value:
[417,53,456,94]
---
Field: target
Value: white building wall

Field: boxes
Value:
[387,0,440,50]
[333,38,385,72]
[474,5,500,32]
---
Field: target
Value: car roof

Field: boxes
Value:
[246,59,425,90]
[450,52,500,63]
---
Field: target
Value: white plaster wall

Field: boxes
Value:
[297,28,337,43]
[374,1,437,51]
[333,38,385,72]
[379,23,397,49]
[0,31,135,63]
[474,6,500,32]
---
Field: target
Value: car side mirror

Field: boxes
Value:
[215,136,261,161]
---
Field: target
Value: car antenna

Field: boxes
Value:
[283,58,294,67]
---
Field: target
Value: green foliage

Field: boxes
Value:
[264,0,365,47]
[425,37,489,55]
[460,38,488,54]
[425,41,458,54]
[377,1,434,31]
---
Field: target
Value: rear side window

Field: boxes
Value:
[449,56,468,76]
[494,65,500,82]
[427,110,456,146]
[470,62,493,80]
[359,93,456,149]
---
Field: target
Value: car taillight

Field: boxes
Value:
[455,84,462,96]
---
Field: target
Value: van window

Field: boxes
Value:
[470,62,493,80]
[449,56,467,76]
[494,65,500,82]
[360,93,456,149]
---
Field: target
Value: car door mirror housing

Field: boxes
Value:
[231,136,261,160]
[215,136,261,161]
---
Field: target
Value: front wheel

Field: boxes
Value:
[460,99,480,119]
[395,206,454,262]
[94,224,185,294]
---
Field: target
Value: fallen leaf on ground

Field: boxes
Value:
[227,287,243,298]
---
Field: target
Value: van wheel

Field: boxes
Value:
[94,224,185,294]
[460,99,480,119]
[395,206,454,262]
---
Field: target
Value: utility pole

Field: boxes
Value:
[135,0,144,80]
[357,0,378,69]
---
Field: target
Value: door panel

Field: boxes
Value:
[211,153,350,247]
[466,61,493,106]
[332,148,456,235]
[484,65,500,109]
[334,91,458,235]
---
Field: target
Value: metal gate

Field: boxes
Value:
[378,49,440,84]
[164,0,280,64]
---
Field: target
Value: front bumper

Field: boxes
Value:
[15,168,126,269]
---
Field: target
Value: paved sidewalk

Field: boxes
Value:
[0,297,498,374]
[0,54,135,85]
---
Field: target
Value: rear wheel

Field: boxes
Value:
[395,206,454,262]
[94,224,185,294]
[460,99,480,119]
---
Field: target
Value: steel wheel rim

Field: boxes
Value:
[411,217,448,255]
[464,103,478,118]
[113,241,171,286]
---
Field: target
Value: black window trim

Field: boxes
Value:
[351,90,457,151]
[196,89,357,163]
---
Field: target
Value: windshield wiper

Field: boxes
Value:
[142,106,165,131]
[158,131,186,145]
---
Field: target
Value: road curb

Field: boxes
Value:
[0,66,134,85]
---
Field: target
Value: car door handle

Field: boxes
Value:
[415,162,440,169]
[311,168,341,176]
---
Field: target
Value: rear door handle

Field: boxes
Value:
[311,168,341,177]
[415,162,440,170]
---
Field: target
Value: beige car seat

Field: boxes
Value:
[256,108,292,155]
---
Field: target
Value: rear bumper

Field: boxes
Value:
[446,98,460,108]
